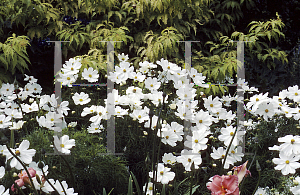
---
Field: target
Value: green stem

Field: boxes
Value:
[60,154,75,188]
[41,167,61,195]
[5,144,39,195]
[152,89,166,194]
[144,115,153,195]
[10,129,14,148]
[251,171,261,195]
[190,163,194,195]
[239,150,257,191]
[221,126,238,171]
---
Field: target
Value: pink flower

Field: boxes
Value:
[11,168,37,191]
[232,161,251,184]
[207,175,239,195]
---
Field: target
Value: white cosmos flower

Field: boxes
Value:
[203,96,222,114]
[87,123,103,134]
[278,135,300,156]
[162,153,177,165]
[9,120,26,130]
[72,92,91,105]
[185,130,209,153]
[3,140,36,170]
[144,77,161,92]
[21,101,39,113]
[54,135,75,154]
[0,185,9,195]
[53,180,78,195]
[272,152,300,175]
[210,147,236,169]
[176,149,202,171]
[218,126,245,147]
[0,115,11,129]
[149,163,175,184]
[89,106,107,125]
[82,67,99,82]
[254,101,275,121]
[118,53,129,62]
[24,74,38,84]
[143,182,153,195]
[160,130,178,147]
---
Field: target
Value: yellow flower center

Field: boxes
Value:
[210,104,213,107]
[184,94,187,97]
[71,68,74,71]
[199,120,202,123]
[0,121,2,124]
[221,155,225,158]
[90,110,93,113]
[123,69,126,72]
[194,139,198,143]
[230,132,234,136]
[6,89,9,91]
[295,93,298,96]
[265,109,269,113]
[149,187,153,190]
[34,88,37,91]
[89,74,92,78]
[79,99,83,102]
[51,118,54,122]
[138,115,141,119]
[160,171,164,175]
[286,160,290,164]
[231,150,235,154]
[133,89,136,93]
[67,77,70,80]
[60,144,64,148]
[166,136,169,139]
[99,112,102,116]
[291,139,295,144]
[135,76,137,79]
[15,150,20,156]
[167,66,170,69]
[256,98,259,101]
[150,84,153,87]
[188,158,192,162]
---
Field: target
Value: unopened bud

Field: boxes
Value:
[29,98,34,103]
[13,172,18,177]
[169,104,176,110]
[294,180,299,186]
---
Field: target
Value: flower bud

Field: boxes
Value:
[169,104,176,110]
[29,98,34,103]
[294,180,299,186]
[13,172,18,177]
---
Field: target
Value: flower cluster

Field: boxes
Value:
[0,73,77,194]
